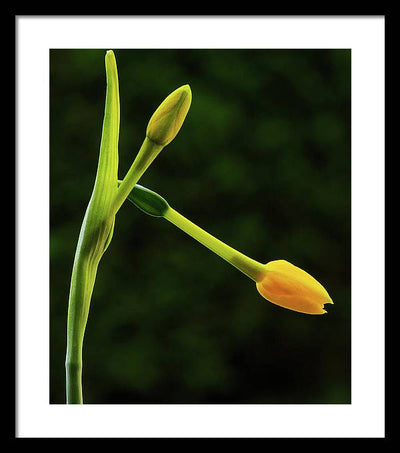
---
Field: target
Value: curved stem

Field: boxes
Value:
[164,207,265,281]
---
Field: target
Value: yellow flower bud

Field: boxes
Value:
[146,85,192,146]
[256,260,333,315]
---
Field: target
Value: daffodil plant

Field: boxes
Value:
[66,50,333,404]
[66,51,191,404]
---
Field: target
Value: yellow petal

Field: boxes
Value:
[256,260,333,315]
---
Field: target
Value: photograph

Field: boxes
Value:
[50,48,351,405]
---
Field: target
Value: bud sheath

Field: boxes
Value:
[125,184,170,217]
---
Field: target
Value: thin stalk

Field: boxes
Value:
[112,137,163,215]
[164,207,265,282]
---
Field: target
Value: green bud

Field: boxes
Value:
[124,183,170,217]
[146,85,192,146]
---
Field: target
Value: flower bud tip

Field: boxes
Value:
[146,84,192,146]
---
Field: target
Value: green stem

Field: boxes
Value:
[112,137,163,215]
[164,207,265,281]
[65,213,102,404]
[65,51,120,404]
[65,259,88,404]
[66,357,83,404]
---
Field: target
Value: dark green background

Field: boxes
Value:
[50,49,351,404]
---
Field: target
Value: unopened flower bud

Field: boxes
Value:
[146,85,192,146]
[256,260,333,315]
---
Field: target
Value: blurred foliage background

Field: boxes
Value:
[50,49,351,404]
